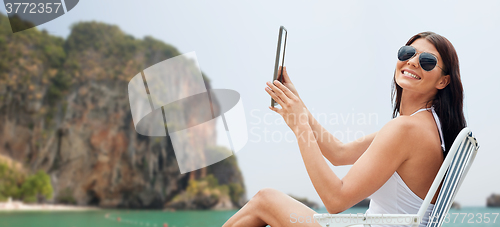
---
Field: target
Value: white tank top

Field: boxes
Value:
[364,106,445,227]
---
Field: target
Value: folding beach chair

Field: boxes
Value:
[313,127,480,227]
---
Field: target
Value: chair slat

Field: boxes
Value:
[427,132,478,227]
[427,140,468,226]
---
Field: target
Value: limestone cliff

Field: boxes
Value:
[0,14,246,209]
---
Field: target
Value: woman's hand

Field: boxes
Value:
[279,66,302,102]
[266,80,309,134]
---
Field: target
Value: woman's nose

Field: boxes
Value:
[407,54,420,69]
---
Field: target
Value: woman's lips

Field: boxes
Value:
[401,70,421,80]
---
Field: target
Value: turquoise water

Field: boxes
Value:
[1,207,499,226]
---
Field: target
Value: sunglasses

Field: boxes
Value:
[398,46,444,72]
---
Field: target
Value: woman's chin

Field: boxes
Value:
[398,83,412,90]
[395,77,417,90]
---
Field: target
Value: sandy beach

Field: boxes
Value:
[0,198,99,212]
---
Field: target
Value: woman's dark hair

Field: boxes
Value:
[391,31,467,157]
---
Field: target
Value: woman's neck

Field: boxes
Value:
[399,89,434,116]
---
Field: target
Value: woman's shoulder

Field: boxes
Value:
[365,116,430,163]
[381,115,440,148]
[382,115,421,134]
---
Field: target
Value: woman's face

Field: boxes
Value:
[395,38,449,95]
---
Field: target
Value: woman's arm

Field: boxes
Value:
[266,79,414,214]
[295,117,415,214]
[276,67,377,166]
[307,109,378,166]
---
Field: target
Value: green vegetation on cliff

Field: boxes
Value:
[167,173,244,210]
[0,162,53,203]
[206,146,246,206]
[166,146,246,209]
[168,174,227,209]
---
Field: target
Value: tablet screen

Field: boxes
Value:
[272,26,287,107]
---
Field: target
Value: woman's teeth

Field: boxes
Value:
[403,71,420,79]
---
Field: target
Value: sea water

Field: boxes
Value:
[0,207,499,227]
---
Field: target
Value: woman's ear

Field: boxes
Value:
[436,75,450,90]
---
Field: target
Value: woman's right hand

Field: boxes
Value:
[279,66,302,101]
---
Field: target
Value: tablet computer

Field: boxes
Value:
[271,26,287,107]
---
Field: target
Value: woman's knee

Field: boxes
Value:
[254,188,283,203]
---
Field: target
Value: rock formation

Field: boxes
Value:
[0,14,246,209]
[487,193,500,207]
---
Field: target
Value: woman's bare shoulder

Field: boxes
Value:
[377,116,434,149]
[380,116,421,135]
[380,115,439,150]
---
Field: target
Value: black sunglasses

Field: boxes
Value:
[398,46,444,72]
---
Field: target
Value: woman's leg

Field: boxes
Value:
[222,188,322,227]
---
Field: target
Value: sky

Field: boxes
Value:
[2,0,500,207]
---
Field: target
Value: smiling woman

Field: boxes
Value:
[222,32,466,227]
[392,32,467,158]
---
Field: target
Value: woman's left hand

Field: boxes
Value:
[266,80,309,134]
